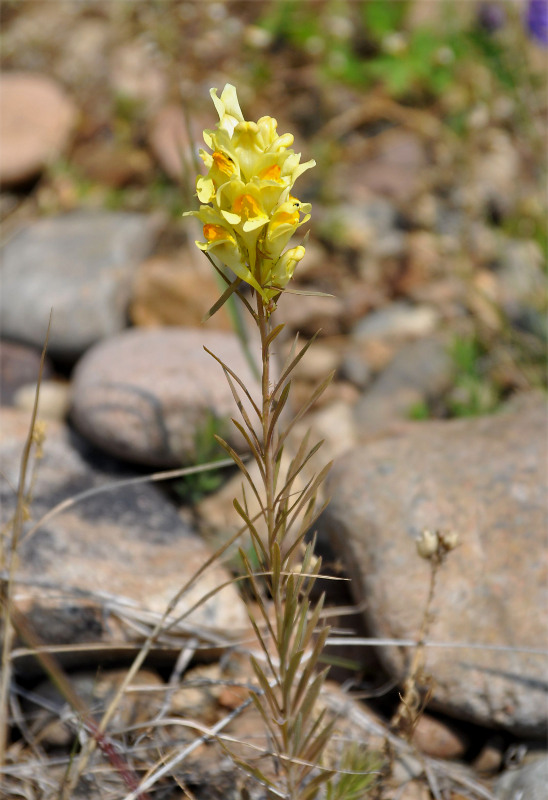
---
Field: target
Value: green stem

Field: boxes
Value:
[257,296,276,559]
[257,293,302,798]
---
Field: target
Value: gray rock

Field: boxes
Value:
[352,302,439,343]
[496,755,548,800]
[496,238,546,320]
[70,326,262,467]
[323,394,548,735]
[0,408,248,652]
[0,212,159,361]
[317,198,397,252]
[339,350,373,390]
[354,337,455,435]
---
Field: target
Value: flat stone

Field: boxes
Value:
[70,327,262,467]
[323,394,548,735]
[0,212,159,361]
[352,302,439,343]
[0,72,77,185]
[0,409,248,652]
[129,252,232,330]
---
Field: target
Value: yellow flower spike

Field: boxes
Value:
[186,84,315,307]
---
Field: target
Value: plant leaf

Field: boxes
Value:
[272,333,319,401]
[204,347,261,419]
[202,276,244,322]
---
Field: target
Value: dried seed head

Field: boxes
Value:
[416,529,439,560]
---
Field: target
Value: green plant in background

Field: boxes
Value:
[448,334,501,417]
[173,411,228,505]
[325,744,382,800]
[184,84,374,799]
[254,0,542,105]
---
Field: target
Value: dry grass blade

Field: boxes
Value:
[0,313,52,766]
[69,511,260,792]
[2,604,152,800]
[282,289,334,298]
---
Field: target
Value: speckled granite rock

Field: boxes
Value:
[0,408,248,651]
[0,212,159,361]
[70,326,262,468]
[323,393,547,736]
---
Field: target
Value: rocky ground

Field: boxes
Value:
[0,2,547,799]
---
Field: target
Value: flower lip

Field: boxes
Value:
[233,193,262,220]
[203,223,233,242]
[260,164,282,181]
[212,151,235,176]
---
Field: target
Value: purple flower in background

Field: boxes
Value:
[526,0,548,46]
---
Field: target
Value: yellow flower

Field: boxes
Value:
[185,83,315,306]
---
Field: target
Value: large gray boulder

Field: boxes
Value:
[323,394,547,736]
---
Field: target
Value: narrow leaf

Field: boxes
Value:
[215,434,266,515]
[283,288,335,298]
[265,322,286,348]
[250,656,282,717]
[233,498,268,563]
[202,276,243,322]
[272,333,319,401]
[231,419,265,480]
[204,347,261,418]
[266,381,291,449]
